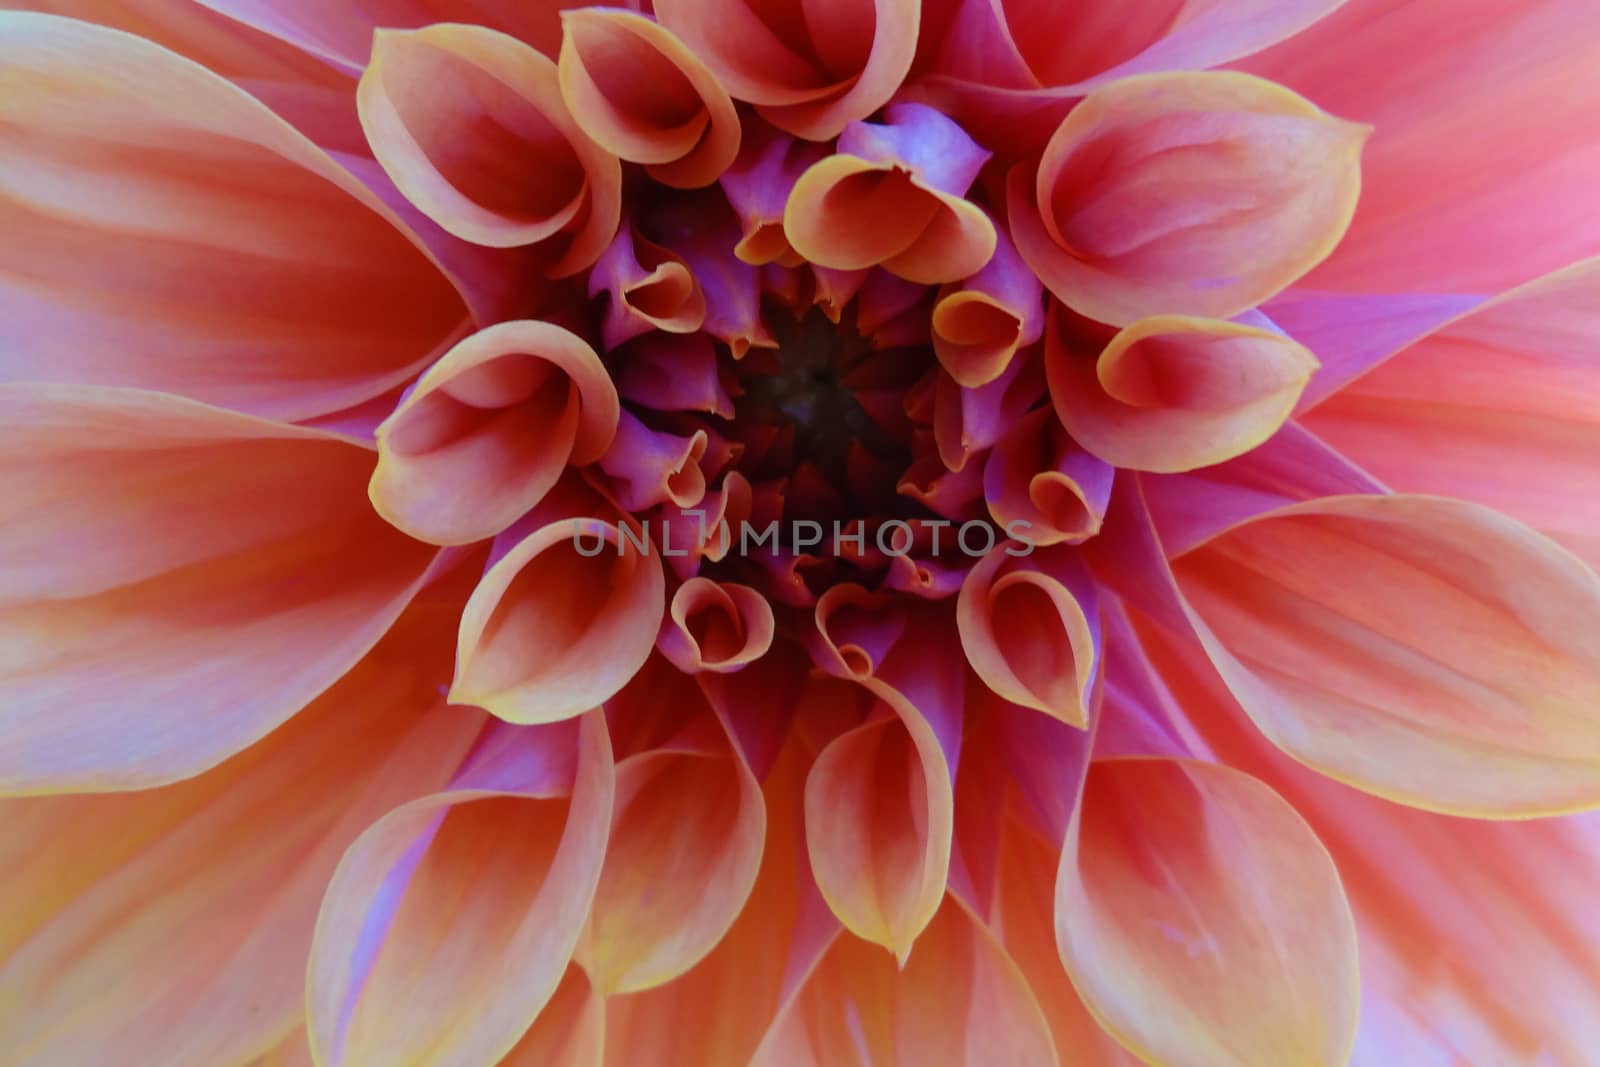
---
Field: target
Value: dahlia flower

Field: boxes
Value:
[5,1,1600,1064]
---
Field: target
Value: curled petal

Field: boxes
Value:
[1010,72,1367,326]
[785,106,995,284]
[958,544,1101,728]
[578,701,765,993]
[558,8,739,188]
[931,352,1045,472]
[720,126,827,266]
[591,225,708,348]
[358,24,620,271]
[1057,758,1358,1067]
[1173,494,1600,817]
[452,479,665,724]
[0,12,466,421]
[371,321,618,546]
[1049,310,1318,473]
[616,333,735,417]
[932,226,1044,387]
[750,897,1059,1066]
[308,713,614,1067]
[654,0,920,140]
[659,578,776,674]
[599,410,711,511]
[984,406,1114,546]
[0,385,435,795]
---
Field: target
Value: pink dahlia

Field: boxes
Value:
[3,1,1599,1064]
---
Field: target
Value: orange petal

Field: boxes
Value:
[654,0,919,140]
[308,712,614,1067]
[1010,71,1367,326]
[1303,257,1600,569]
[0,585,484,1066]
[0,12,466,421]
[785,155,996,284]
[1048,309,1318,472]
[957,544,1101,728]
[358,24,621,271]
[498,964,604,1067]
[0,384,436,795]
[452,478,665,724]
[558,8,740,188]
[983,406,1114,547]
[749,897,1060,1066]
[1057,758,1358,1067]
[590,225,708,349]
[577,686,764,993]
[658,578,776,673]
[371,321,618,546]
[1172,494,1600,817]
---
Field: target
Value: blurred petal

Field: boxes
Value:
[1057,758,1358,1067]
[1011,71,1367,326]
[655,0,920,140]
[0,385,435,794]
[358,24,621,270]
[558,8,739,188]
[0,12,467,421]
[307,712,614,1067]
[0,581,484,1067]
[452,479,665,724]
[749,897,1060,1067]
[1048,309,1317,472]
[499,964,604,1067]
[1174,494,1600,816]
[371,321,619,546]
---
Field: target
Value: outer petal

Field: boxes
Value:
[498,964,604,1067]
[0,12,467,421]
[749,897,1060,1067]
[0,385,435,795]
[371,321,617,546]
[1173,494,1600,816]
[307,712,614,1067]
[558,8,740,188]
[1304,258,1600,569]
[1048,309,1318,472]
[0,585,483,1067]
[358,24,621,270]
[1010,72,1367,326]
[451,478,665,724]
[1057,758,1358,1067]
[1239,0,1600,294]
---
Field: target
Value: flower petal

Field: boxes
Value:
[0,385,436,795]
[0,584,483,1067]
[1173,494,1600,817]
[659,577,776,674]
[983,406,1114,546]
[499,964,604,1067]
[307,712,614,1067]
[590,225,708,349]
[371,321,618,546]
[0,12,467,421]
[358,24,621,270]
[1010,71,1367,326]
[932,225,1044,387]
[1048,309,1318,472]
[1057,757,1358,1067]
[558,8,739,188]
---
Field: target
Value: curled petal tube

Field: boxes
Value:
[590,225,708,349]
[932,224,1045,387]
[654,0,920,140]
[785,103,996,284]
[558,8,740,188]
[451,478,665,725]
[308,713,615,1067]
[719,126,827,266]
[1048,309,1319,473]
[1057,758,1358,1067]
[984,406,1114,546]
[958,544,1101,728]
[358,24,621,271]
[599,410,711,511]
[1009,71,1368,326]
[371,321,619,546]
[659,578,776,674]
[931,351,1045,472]
[0,11,468,423]
[1172,494,1600,817]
